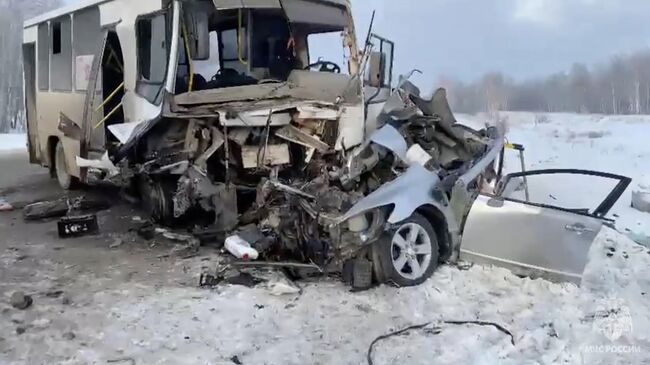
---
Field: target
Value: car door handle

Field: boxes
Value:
[565,223,595,234]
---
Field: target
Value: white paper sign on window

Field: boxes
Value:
[75,55,97,91]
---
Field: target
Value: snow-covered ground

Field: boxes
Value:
[2,229,649,364]
[1,113,650,364]
[458,112,650,244]
[0,133,26,152]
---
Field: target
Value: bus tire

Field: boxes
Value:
[54,141,78,190]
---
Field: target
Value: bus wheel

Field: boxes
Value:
[54,141,78,190]
[140,178,177,226]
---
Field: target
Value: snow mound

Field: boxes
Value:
[632,180,650,213]
[0,133,27,152]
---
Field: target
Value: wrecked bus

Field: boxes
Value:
[21,0,504,288]
[22,0,530,288]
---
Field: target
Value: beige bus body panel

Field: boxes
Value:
[24,0,167,178]
[24,0,113,28]
[100,0,166,126]
[23,27,37,43]
[35,93,85,176]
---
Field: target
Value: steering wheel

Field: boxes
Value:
[304,60,341,74]
[211,68,239,81]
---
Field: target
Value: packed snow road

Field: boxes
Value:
[1,113,649,364]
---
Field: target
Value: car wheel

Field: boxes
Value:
[375,213,440,287]
[54,141,78,190]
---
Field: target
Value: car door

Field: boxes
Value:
[460,169,631,284]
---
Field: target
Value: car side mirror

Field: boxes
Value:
[184,11,210,60]
[367,51,386,88]
[487,197,505,208]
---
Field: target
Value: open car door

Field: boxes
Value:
[460,169,631,284]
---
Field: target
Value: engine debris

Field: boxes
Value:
[57,214,99,238]
[82,71,504,288]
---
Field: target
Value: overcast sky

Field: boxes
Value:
[63,0,650,87]
[352,0,650,87]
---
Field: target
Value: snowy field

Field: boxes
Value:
[1,113,650,364]
[0,134,26,152]
[458,112,650,243]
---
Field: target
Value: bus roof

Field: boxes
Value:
[24,0,352,29]
[23,0,111,29]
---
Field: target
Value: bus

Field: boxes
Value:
[22,0,394,192]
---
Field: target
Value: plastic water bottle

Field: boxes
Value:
[225,235,259,261]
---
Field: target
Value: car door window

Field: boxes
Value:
[498,169,631,217]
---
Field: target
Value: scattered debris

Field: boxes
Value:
[225,273,265,288]
[109,237,124,249]
[268,281,301,296]
[107,357,136,365]
[192,228,225,248]
[61,295,72,306]
[169,243,199,259]
[44,290,64,298]
[76,152,119,177]
[149,228,201,258]
[230,355,243,365]
[343,257,374,291]
[23,196,110,221]
[57,215,99,238]
[135,222,156,240]
[230,261,323,272]
[366,320,515,365]
[15,254,29,262]
[224,235,259,261]
[10,292,33,310]
[199,273,222,288]
[455,262,475,271]
[0,197,13,212]
[199,269,265,288]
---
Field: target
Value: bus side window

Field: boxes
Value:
[37,23,49,91]
[193,32,221,80]
[50,16,72,91]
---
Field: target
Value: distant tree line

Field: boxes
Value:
[443,50,650,115]
[0,0,61,133]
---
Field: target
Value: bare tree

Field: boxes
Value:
[446,49,650,116]
[0,0,61,133]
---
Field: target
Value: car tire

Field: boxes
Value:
[54,141,78,190]
[375,213,440,287]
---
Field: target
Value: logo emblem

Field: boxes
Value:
[593,297,633,342]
